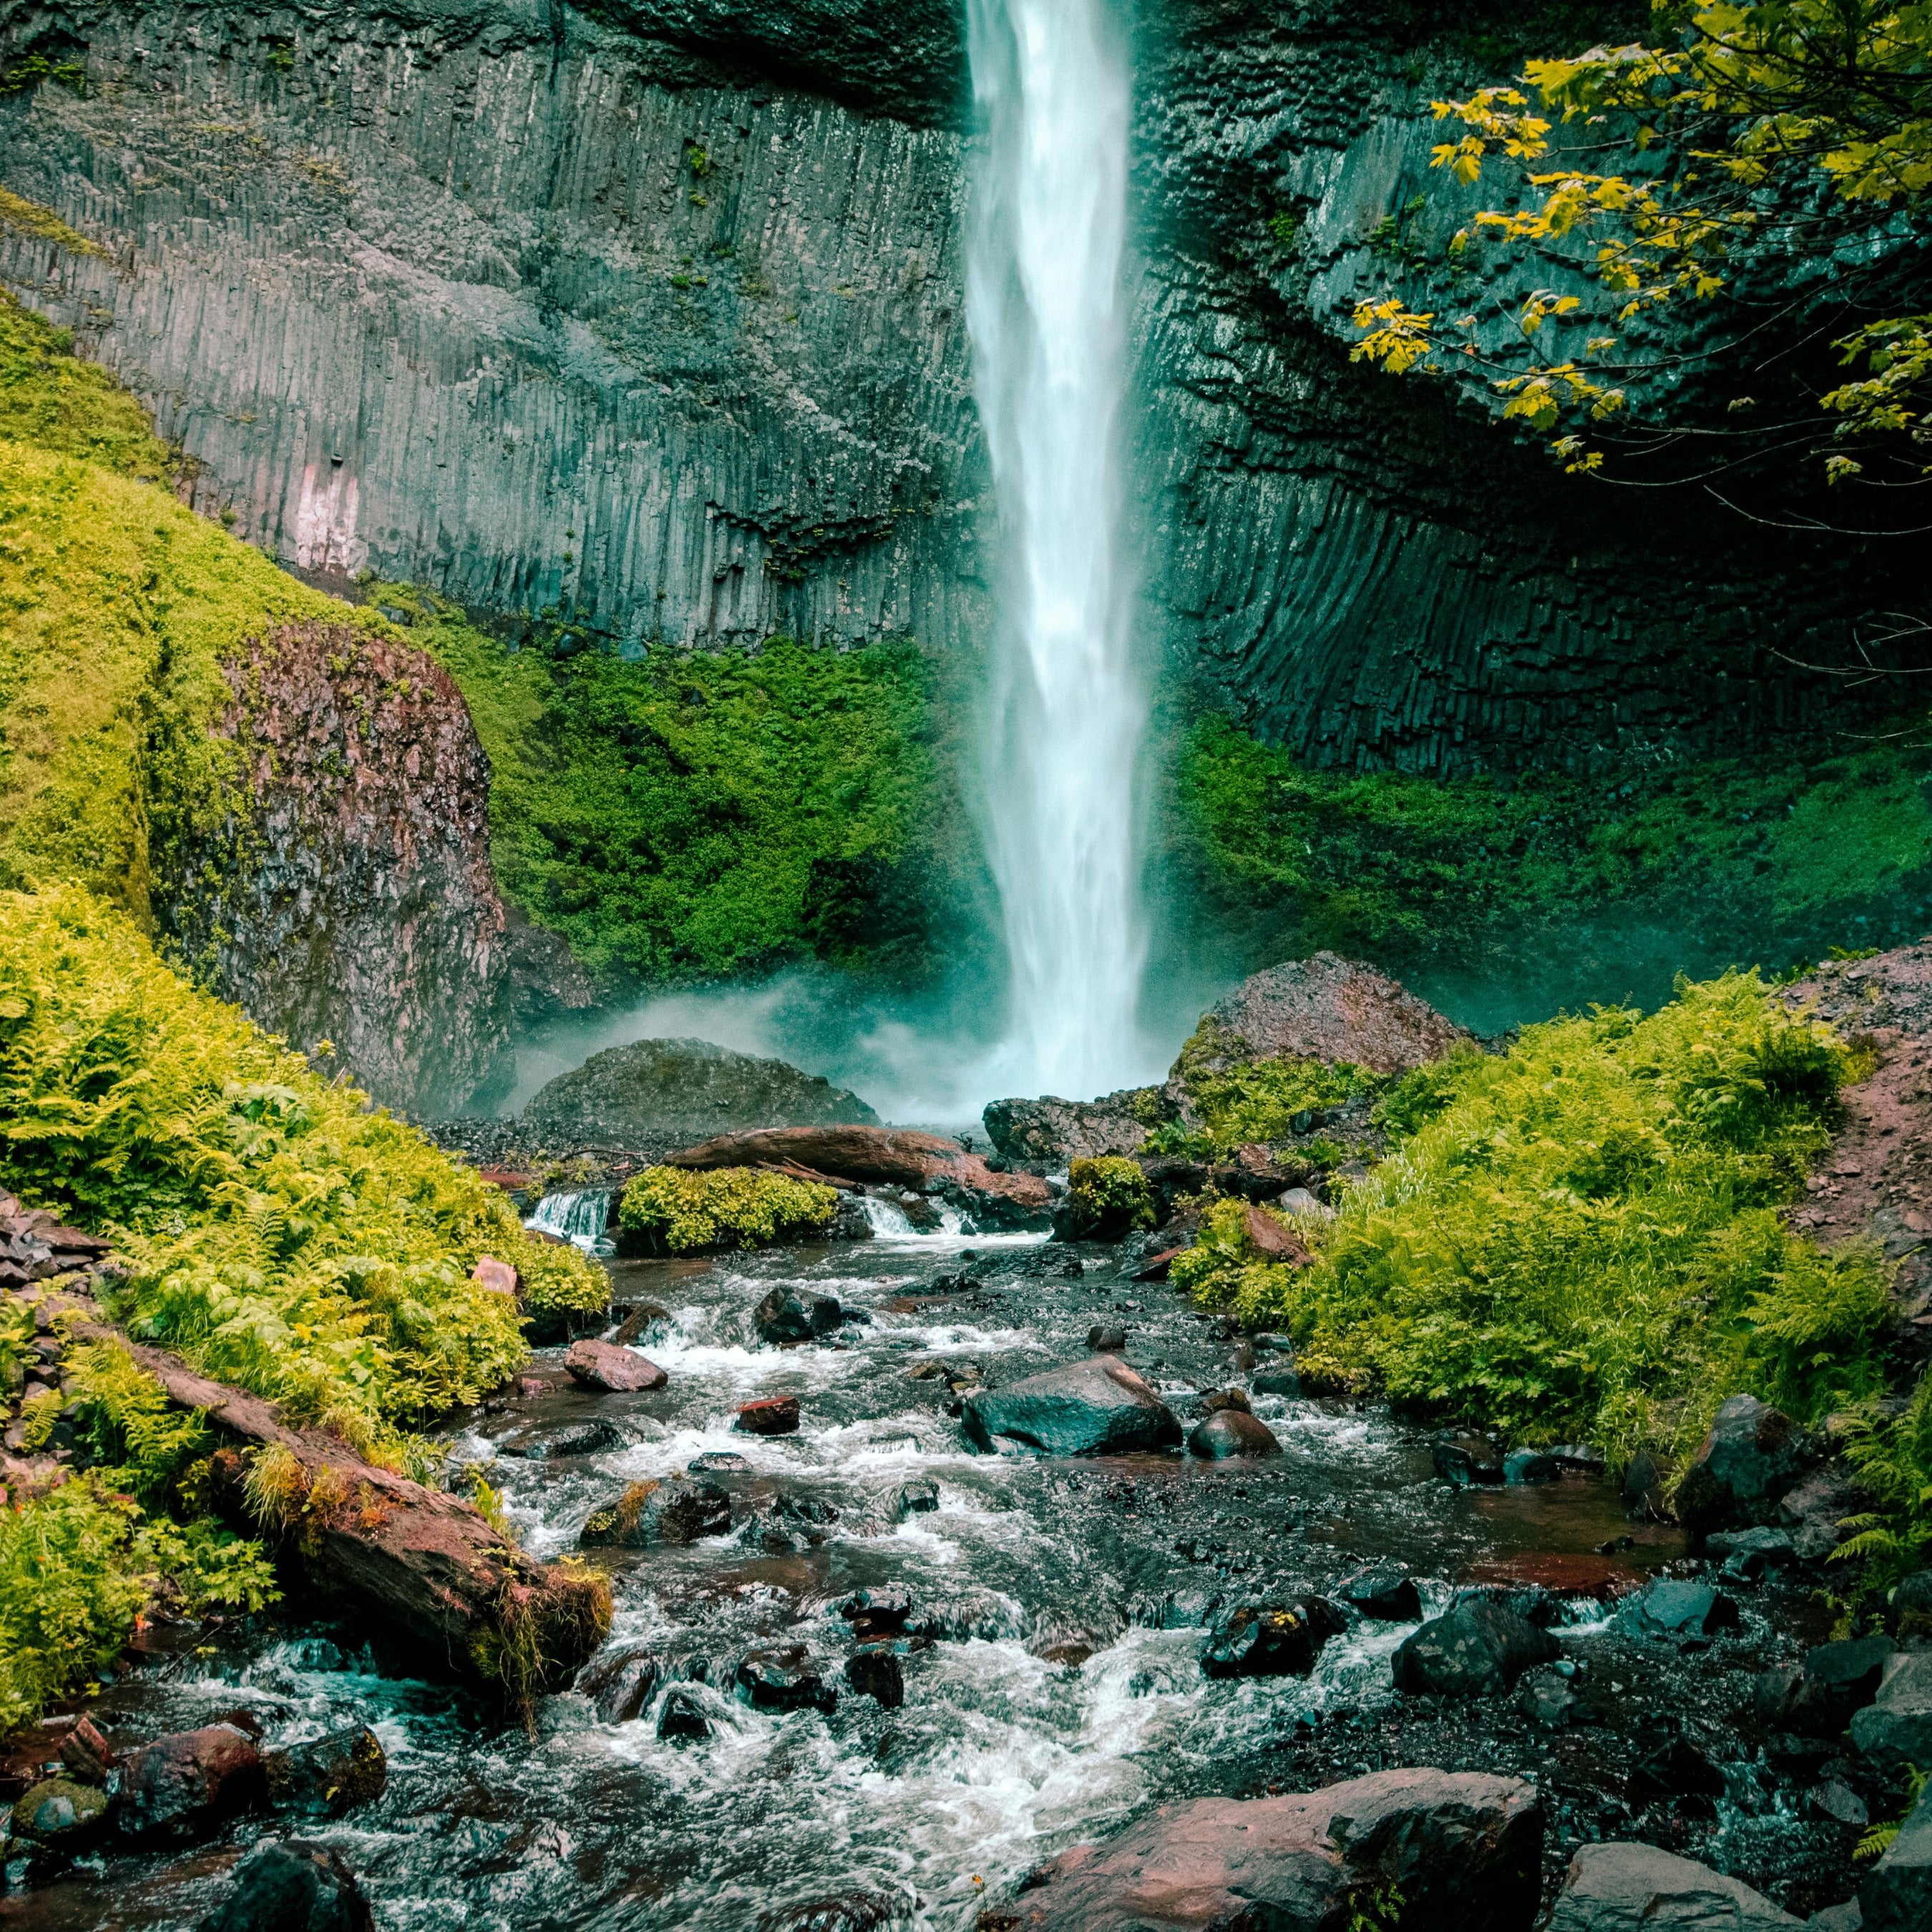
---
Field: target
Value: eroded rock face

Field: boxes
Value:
[1013,1767,1543,1932]
[165,620,584,1113]
[525,1039,878,1145]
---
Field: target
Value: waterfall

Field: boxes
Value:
[525,1188,615,1255]
[967,0,1150,1104]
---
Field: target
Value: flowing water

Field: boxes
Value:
[967,0,1153,1103]
[527,1191,618,1256]
[11,1227,1850,1932]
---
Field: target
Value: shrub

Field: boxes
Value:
[1184,972,1868,1461]
[1067,1156,1156,1234]
[0,885,606,1443]
[618,1166,836,1252]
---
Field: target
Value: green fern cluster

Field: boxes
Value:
[618,1165,836,1252]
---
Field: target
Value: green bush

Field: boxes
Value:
[1184,972,1873,1460]
[618,1166,836,1252]
[1067,1156,1156,1234]
[0,884,605,1444]
[1153,1053,1382,1158]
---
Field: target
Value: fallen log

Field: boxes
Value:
[23,1285,608,1712]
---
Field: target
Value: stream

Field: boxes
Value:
[7,1222,1857,1930]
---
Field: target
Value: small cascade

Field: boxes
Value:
[525,1187,615,1254]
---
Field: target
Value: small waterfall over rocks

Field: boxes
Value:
[525,1187,615,1255]
[967,0,1151,1104]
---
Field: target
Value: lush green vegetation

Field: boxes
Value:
[1176,713,1932,982]
[1177,973,1890,1472]
[617,1165,836,1252]
[1067,1156,1156,1235]
[384,583,970,987]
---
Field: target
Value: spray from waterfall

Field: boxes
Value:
[967,0,1153,1105]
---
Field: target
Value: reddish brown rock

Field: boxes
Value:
[116,1723,263,1841]
[736,1396,801,1436]
[564,1339,668,1392]
[1244,1203,1313,1266]
[472,1256,519,1298]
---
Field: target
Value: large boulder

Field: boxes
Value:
[116,1723,263,1842]
[198,1839,376,1932]
[982,1090,1165,1163]
[1850,1652,1932,1772]
[1011,1767,1542,1931]
[1392,1598,1560,1697]
[1757,1636,1895,1737]
[1862,1773,1932,1932]
[1176,953,1465,1078]
[1548,1843,1800,1930]
[661,1124,1052,1229]
[1674,1395,1818,1532]
[523,1038,879,1144]
[961,1356,1181,1456]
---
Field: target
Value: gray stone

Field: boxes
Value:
[1860,1775,1932,1932]
[1433,1435,1504,1487]
[575,1646,666,1724]
[1809,1905,1863,1931]
[563,1339,668,1392]
[1187,1409,1282,1460]
[198,1840,375,1932]
[1675,1395,1818,1532]
[1504,1448,1561,1485]
[1517,1669,1597,1729]
[1775,1636,1897,1736]
[982,1089,1166,1163]
[1340,1563,1422,1622]
[1709,1526,1798,1581]
[1201,1599,1344,1679]
[960,1355,1180,1457]
[1548,1842,1800,1929]
[1616,1579,1742,1645]
[1086,1324,1128,1353]
[1851,1652,1932,1772]
[1392,1599,1560,1697]
[753,1287,844,1347]
[1253,1367,1302,1397]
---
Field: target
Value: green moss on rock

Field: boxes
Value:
[618,1165,836,1253]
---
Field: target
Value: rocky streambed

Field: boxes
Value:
[6,1217,1918,1930]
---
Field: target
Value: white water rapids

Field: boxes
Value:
[967,0,1152,1103]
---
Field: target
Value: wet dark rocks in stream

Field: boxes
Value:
[199,1840,376,1932]
[960,1353,1181,1454]
[1201,1598,1346,1679]
[580,1477,733,1548]
[565,1337,668,1392]
[754,1286,844,1345]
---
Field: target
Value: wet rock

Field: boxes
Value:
[658,1688,711,1741]
[736,1396,801,1435]
[839,1585,914,1645]
[1196,1387,1252,1416]
[886,1478,939,1521]
[1850,1652,1932,1771]
[1709,1525,1798,1581]
[1615,1578,1742,1646]
[1253,1365,1302,1397]
[1086,1324,1127,1352]
[1778,1465,1870,1562]
[1627,1727,1727,1806]
[563,1339,667,1393]
[262,1725,386,1816]
[1548,1842,1800,1930]
[523,1037,878,1143]
[575,1645,665,1724]
[1861,1772,1932,1931]
[1517,1669,1597,1729]
[198,1839,376,1932]
[1340,1563,1422,1621]
[753,1889,915,1932]
[736,1644,836,1713]
[1188,1409,1282,1460]
[1392,1598,1561,1697]
[688,1450,752,1474]
[1623,1449,1671,1520]
[1201,1597,1344,1678]
[846,1650,904,1708]
[1015,1766,1541,1931]
[1504,1448,1561,1485]
[610,1301,672,1345]
[579,1477,732,1548]
[117,1722,263,1841]
[754,1286,844,1346]
[960,1355,1181,1456]
[499,1416,626,1459]
[11,1777,107,1850]
[1810,1903,1863,1931]
[1809,1780,1868,1827]
[1433,1435,1505,1487]
[56,1714,117,1785]
[1549,1443,1608,1474]
[982,1089,1166,1163]
[1760,1636,1897,1736]
[1675,1394,1818,1532]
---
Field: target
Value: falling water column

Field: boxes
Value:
[967,0,1149,1103]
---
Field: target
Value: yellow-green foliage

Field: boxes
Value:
[618,1165,836,1252]
[0,886,605,1442]
[1189,973,1878,1460]
[0,186,104,258]
[1173,1195,1313,1310]
[1158,1049,1381,1158]
[0,291,177,481]
[1068,1156,1156,1232]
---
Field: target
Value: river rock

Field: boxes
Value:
[580,1477,732,1548]
[1674,1394,1818,1531]
[198,1840,376,1932]
[1760,1636,1896,1736]
[1517,1669,1597,1729]
[499,1416,627,1459]
[688,1450,752,1474]
[1850,1652,1932,1771]
[1393,1598,1561,1697]
[1504,1448,1561,1484]
[11,1776,107,1850]
[1548,1842,1800,1930]
[846,1649,904,1708]
[961,1355,1181,1456]
[1709,1525,1799,1581]
[564,1339,668,1392]
[1627,1726,1727,1805]
[1615,1578,1741,1646]
[610,1300,673,1345]
[1188,1409,1282,1459]
[736,1644,836,1713]
[57,1715,117,1785]
[1013,1766,1541,1931]
[262,1725,387,1816]
[1201,1598,1344,1678]
[658,1689,711,1742]
[575,1645,665,1724]
[522,1037,878,1143]
[754,1287,843,1345]
[736,1396,801,1436]
[1340,1563,1422,1621]
[1178,954,1466,1078]
[1433,1435,1505,1487]
[1777,1465,1870,1561]
[982,1089,1164,1163]
[1087,1323,1128,1352]
[115,1722,263,1842]
[1861,1772,1932,1931]
[1891,1566,1932,1634]
[885,1478,939,1521]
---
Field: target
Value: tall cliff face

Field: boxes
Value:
[0,0,1913,775]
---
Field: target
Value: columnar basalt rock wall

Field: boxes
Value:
[0,0,1915,774]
